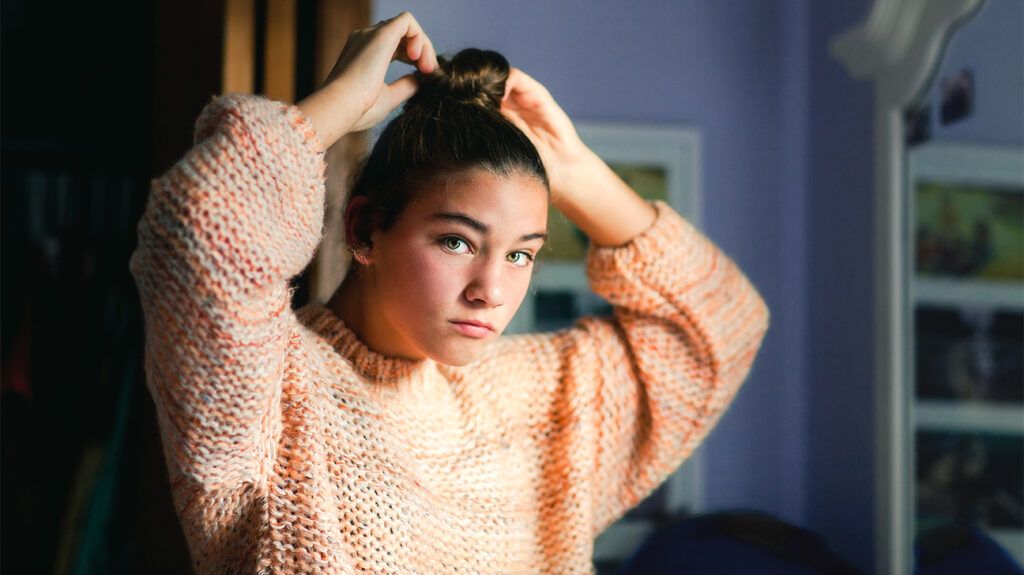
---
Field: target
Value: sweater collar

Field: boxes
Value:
[296,301,436,382]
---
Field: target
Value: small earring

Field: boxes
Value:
[349,246,369,265]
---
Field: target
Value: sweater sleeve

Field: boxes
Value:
[128,94,326,488]
[509,200,770,536]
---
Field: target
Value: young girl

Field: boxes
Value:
[129,12,769,574]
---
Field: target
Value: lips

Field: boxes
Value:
[449,319,494,338]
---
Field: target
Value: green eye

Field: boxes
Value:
[441,236,470,253]
[507,251,534,267]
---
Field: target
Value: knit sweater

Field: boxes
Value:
[128,93,770,575]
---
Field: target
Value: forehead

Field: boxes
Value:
[407,169,549,230]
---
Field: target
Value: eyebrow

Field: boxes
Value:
[430,211,547,242]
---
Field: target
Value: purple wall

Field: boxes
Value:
[373,0,875,570]
[805,0,875,569]
[924,0,1024,145]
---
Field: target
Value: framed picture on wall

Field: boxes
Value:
[502,122,702,565]
[914,180,1024,280]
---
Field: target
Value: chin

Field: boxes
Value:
[427,341,491,367]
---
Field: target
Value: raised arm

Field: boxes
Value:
[579,201,768,533]
[129,94,326,489]
[500,69,771,533]
[500,67,657,248]
[129,13,438,489]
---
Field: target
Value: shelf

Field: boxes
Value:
[913,277,1024,310]
[915,400,1024,435]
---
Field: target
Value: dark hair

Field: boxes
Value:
[343,48,548,258]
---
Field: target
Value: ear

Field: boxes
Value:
[343,196,376,265]
[343,195,367,247]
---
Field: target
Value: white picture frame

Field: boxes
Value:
[507,122,703,334]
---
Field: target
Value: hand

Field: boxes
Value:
[501,68,657,245]
[500,68,594,204]
[297,12,438,149]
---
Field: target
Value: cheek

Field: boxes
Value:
[476,272,531,338]
[504,274,533,314]
[384,247,463,308]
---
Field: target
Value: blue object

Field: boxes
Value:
[616,510,861,575]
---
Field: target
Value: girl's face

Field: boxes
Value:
[362,168,549,366]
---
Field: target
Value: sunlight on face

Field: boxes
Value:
[364,168,549,366]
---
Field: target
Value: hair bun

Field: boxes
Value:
[408,48,509,111]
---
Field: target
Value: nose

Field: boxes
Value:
[463,256,505,308]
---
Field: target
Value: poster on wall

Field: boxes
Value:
[914,181,1024,280]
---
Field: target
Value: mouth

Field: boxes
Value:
[449,319,495,339]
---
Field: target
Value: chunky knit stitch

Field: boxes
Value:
[128,93,770,574]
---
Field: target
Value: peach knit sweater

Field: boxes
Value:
[128,93,770,574]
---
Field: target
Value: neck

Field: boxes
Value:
[327,270,425,361]
[328,273,364,337]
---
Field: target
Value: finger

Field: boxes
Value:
[401,34,423,63]
[405,34,436,74]
[391,36,430,70]
[382,73,419,109]
[419,35,437,73]
[504,67,523,99]
[506,67,549,98]
[503,68,532,106]
[504,72,551,112]
[388,12,437,73]
[392,38,415,66]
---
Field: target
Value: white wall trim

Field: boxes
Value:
[829,1,985,574]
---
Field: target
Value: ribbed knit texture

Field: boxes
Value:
[129,93,770,574]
